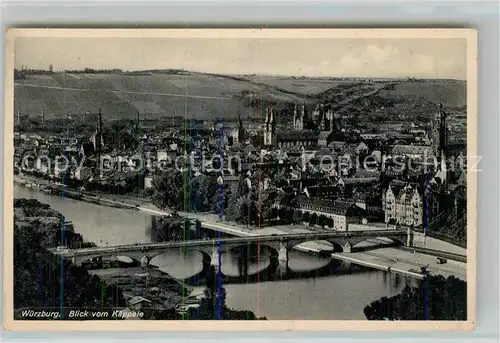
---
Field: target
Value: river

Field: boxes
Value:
[15,185,417,320]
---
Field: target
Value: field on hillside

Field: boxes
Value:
[14,72,315,120]
[378,81,467,108]
[242,75,358,95]
[13,72,466,121]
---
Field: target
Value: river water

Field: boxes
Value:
[15,185,416,320]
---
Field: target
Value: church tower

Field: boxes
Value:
[238,114,249,144]
[264,103,276,146]
[432,103,447,161]
[312,104,321,124]
[92,108,104,155]
[323,108,333,132]
[294,103,306,131]
[293,104,302,131]
[301,102,308,130]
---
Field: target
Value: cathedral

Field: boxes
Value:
[263,102,344,148]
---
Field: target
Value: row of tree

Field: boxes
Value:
[149,168,339,229]
[150,170,220,213]
[63,68,124,74]
[428,212,467,248]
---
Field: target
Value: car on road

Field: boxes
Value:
[437,257,448,264]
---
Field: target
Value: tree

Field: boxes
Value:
[212,182,231,215]
[151,170,185,210]
[13,200,125,317]
[249,201,259,226]
[190,174,217,213]
[147,216,183,242]
[151,171,220,213]
[270,207,279,220]
[292,210,302,224]
[310,213,318,227]
[143,187,154,198]
[318,214,328,228]
[302,211,310,224]
[327,217,334,229]
[277,207,286,220]
[259,188,278,223]
[233,199,251,225]
[276,192,294,208]
[283,208,294,225]
[225,187,242,222]
[364,275,467,320]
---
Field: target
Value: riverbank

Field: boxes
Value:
[14,174,467,281]
[14,174,143,211]
[89,265,191,312]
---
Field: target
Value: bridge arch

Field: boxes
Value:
[283,239,341,254]
[223,241,282,258]
[348,235,407,251]
[384,235,407,247]
[71,249,172,267]
[323,241,345,253]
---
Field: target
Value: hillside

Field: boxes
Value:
[13,71,466,122]
[14,72,314,121]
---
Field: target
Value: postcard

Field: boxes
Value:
[3,28,477,331]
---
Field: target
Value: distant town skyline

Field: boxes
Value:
[15,37,467,80]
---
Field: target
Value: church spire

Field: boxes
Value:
[301,101,307,130]
[433,102,447,161]
[264,100,275,146]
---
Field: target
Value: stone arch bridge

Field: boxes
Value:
[50,229,412,267]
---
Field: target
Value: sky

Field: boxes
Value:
[15,37,467,80]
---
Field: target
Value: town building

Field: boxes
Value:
[294,196,367,231]
[383,180,447,228]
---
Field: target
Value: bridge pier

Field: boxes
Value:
[140,255,150,268]
[343,242,352,253]
[211,248,221,267]
[278,243,288,263]
[276,262,288,279]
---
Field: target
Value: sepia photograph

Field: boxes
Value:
[3,28,476,331]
